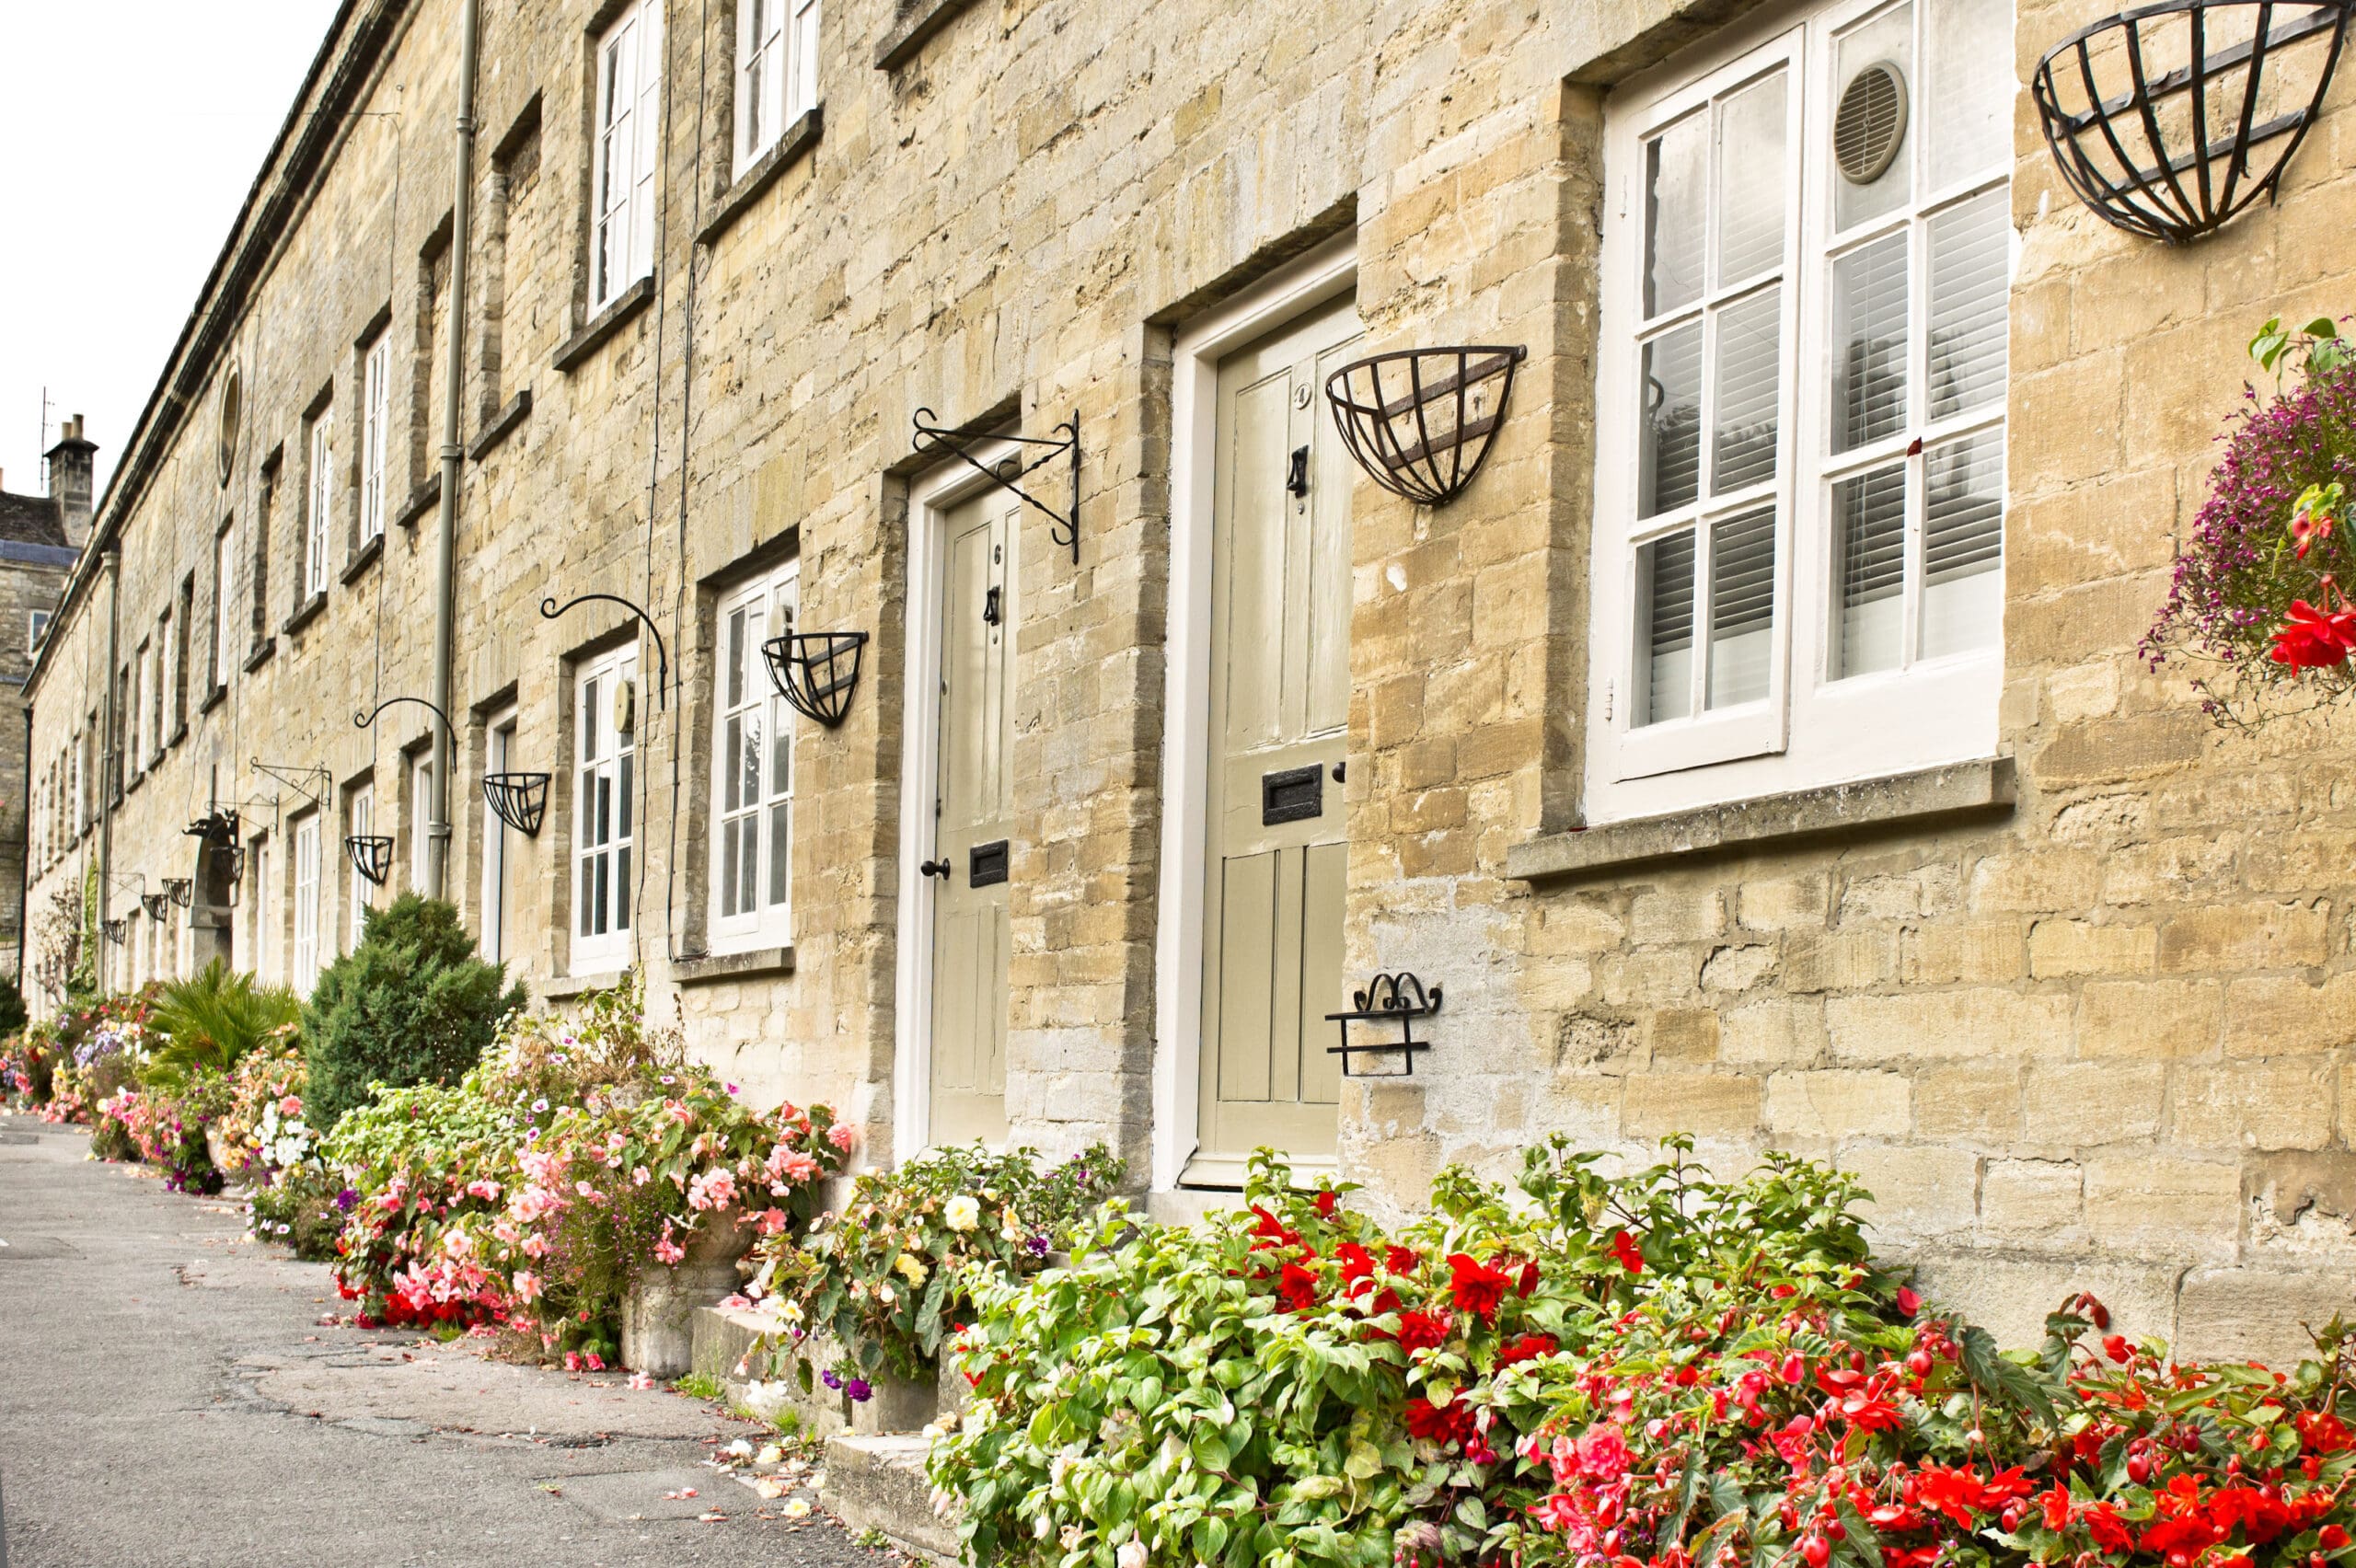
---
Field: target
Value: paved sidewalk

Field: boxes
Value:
[0,1114,899,1568]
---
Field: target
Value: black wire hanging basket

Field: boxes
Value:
[101,918,127,947]
[161,878,193,909]
[345,835,394,887]
[2032,0,2353,244]
[1324,345,1527,506]
[141,893,169,921]
[762,630,869,728]
[483,772,550,837]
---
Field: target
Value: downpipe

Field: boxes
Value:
[426,0,482,902]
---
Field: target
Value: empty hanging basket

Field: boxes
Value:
[483,771,550,836]
[345,835,394,887]
[141,893,169,921]
[162,878,193,909]
[1324,345,1528,506]
[2032,0,2352,244]
[763,630,869,728]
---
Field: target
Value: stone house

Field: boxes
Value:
[24,0,2356,1359]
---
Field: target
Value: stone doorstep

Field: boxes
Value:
[690,1303,951,1438]
[822,1433,962,1567]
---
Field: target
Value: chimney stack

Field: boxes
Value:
[45,415,95,548]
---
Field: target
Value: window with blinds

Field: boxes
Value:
[1589,0,2013,818]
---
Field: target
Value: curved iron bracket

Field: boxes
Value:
[910,409,1080,565]
[249,758,331,812]
[354,696,458,745]
[540,594,671,709]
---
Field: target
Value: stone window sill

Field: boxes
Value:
[283,591,328,636]
[672,945,794,987]
[875,0,971,67]
[698,109,822,248]
[540,969,629,1004]
[342,534,385,583]
[167,722,187,749]
[395,478,439,531]
[468,389,532,460]
[126,766,147,798]
[243,637,277,674]
[1505,757,2017,885]
[552,277,655,375]
[200,683,225,715]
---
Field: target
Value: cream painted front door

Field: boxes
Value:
[927,489,1018,1146]
[1194,294,1363,1178]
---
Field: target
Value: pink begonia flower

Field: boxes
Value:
[774,1150,821,1183]
[513,1269,543,1302]
[653,1234,687,1266]
[632,1166,652,1187]
[828,1124,856,1152]
[756,1207,791,1237]
[278,1095,304,1116]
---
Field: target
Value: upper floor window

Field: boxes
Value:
[574,644,639,970]
[291,813,321,996]
[710,562,796,948]
[1587,0,2013,824]
[305,410,334,599]
[735,0,816,174]
[359,335,390,543]
[591,0,664,310]
[29,609,48,653]
[349,782,375,950]
[410,754,434,891]
[213,521,234,686]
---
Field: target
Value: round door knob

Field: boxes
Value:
[919,859,953,879]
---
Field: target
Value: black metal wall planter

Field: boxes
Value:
[483,772,551,836]
[1324,971,1444,1078]
[345,835,394,887]
[1325,346,1527,506]
[162,878,193,909]
[2032,0,2352,244]
[763,629,870,728]
[910,409,1081,564]
[141,893,169,921]
[102,918,127,947]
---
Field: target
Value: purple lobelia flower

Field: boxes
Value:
[844,1378,872,1402]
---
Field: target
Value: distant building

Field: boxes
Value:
[0,421,90,983]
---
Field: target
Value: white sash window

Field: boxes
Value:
[573,646,640,970]
[735,0,817,174]
[710,563,796,949]
[591,1,664,309]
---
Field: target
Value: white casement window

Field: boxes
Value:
[306,413,334,598]
[251,836,274,982]
[1587,0,2013,824]
[480,711,517,965]
[735,0,816,174]
[359,337,389,543]
[573,646,639,970]
[292,814,321,995]
[128,650,146,776]
[710,563,796,948]
[29,610,48,652]
[350,784,375,949]
[591,0,664,311]
[410,755,434,891]
[213,525,234,682]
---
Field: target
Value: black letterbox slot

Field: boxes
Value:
[969,838,1011,887]
[1261,766,1323,826]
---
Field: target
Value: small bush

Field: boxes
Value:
[304,894,524,1130]
[0,976,29,1042]
[248,1160,350,1260]
[144,961,302,1089]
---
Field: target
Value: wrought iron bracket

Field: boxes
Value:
[540,594,672,709]
[483,771,551,836]
[910,409,1081,564]
[249,758,331,811]
[1324,971,1443,1078]
[354,696,458,746]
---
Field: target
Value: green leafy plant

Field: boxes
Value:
[304,894,525,1129]
[142,960,302,1090]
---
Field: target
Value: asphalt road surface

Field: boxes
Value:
[0,1113,896,1568]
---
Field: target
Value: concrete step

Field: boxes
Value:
[821,1432,961,1565]
[690,1304,945,1436]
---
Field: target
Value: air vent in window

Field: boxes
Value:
[1833,61,1908,185]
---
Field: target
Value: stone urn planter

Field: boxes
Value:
[623,1209,757,1378]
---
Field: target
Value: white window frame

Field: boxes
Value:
[28,609,48,652]
[292,813,321,995]
[572,645,640,971]
[251,836,274,983]
[359,337,389,543]
[410,754,434,892]
[1585,0,2014,825]
[350,783,375,950]
[710,562,797,951]
[734,0,816,175]
[305,412,334,599]
[214,524,234,683]
[128,646,146,776]
[481,710,517,965]
[590,0,664,311]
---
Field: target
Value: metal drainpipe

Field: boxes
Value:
[16,701,32,997]
[427,0,482,903]
[97,545,119,992]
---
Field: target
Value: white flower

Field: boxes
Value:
[942,1194,981,1232]
[878,1281,895,1304]
[1117,1540,1149,1568]
[783,1498,813,1519]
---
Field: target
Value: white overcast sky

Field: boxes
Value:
[0,1,341,503]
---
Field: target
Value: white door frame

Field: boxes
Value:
[893,436,1027,1166]
[1151,232,1357,1192]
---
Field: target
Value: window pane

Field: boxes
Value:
[595,855,609,936]
[1831,233,1909,453]
[618,754,633,836]
[583,677,600,762]
[737,818,757,913]
[1637,530,1697,725]
[1714,72,1786,287]
[770,699,791,799]
[741,709,764,806]
[1712,285,1781,493]
[727,607,746,709]
[1927,189,2008,420]
[596,774,611,845]
[1922,430,2004,659]
[1832,5,1914,231]
[1834,465,1908,677]
[1707,507,1776,709]
[722,821,744,917]
[723,717,745,812]
[1644,112,1706,317]
[1927,0,2012,188]
[582,855,595,936]
[617,847,631,929]
[1639,322,1703,517]
[768,801,790,907]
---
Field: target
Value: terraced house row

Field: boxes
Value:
[25,0,2356,1359]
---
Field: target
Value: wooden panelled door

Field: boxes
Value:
[927,489,1019,1146]
[1195,294,1363,1179]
